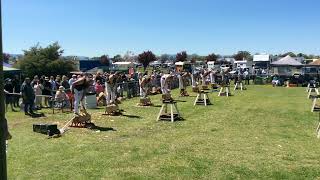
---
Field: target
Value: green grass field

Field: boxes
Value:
[6,85,320,179]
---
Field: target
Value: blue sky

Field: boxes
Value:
[3,0,320,57]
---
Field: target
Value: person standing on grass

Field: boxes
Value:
[55,76,62,88]
[61,75,70,91]
[12,75,21,108]
[105,72,118,105]
[71,74,93,116]
[178,71,190,96]
[161,74,172,95]
[21,78,36,116]
[33,79,44,109]
[30,75,39,87]
[243,69,249,85]
[4,79,16,112]
[49,76,57,92]
[139,75,151,98]
[43,77,52,107]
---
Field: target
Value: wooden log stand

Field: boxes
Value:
[308,88,319,99]
[306,83,315,92]
[311,97,320,112]
[234,82,246,91]
[316,112,320,138]
[194,90,211,106]
[157,100,181,122]
[218,85,231,97]
[211,83,219,91]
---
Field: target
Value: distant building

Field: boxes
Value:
[271,55,303,76]
[224,58,235,63]
[233,60,247,69]
[253,54,272,70]
[65,56,111,72]
[110,62,134,73]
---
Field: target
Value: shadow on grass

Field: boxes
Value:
[85,123,117,132]
[122,114,142,119]
[174,100,187,103]
[181,95,197,98]
[91,126,117,132]
[29,113,46,118]
[158,118,185,122]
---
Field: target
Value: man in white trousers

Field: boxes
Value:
[105,73,118,105]
[71,74,92,116]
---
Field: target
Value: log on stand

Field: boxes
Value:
[180,89,189,97]
[308,87,319,99]
[138,97,153,106]
[192,86,199,93]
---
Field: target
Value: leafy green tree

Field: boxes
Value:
[100,55,110,66]
[233,51,251,61]
[113,54,123,62]
[297,53,315,59]
[281,52,296,57]
[176,51,188,62]
[15,42,75,77]
[206,53,218,63]
[138,51,156,71]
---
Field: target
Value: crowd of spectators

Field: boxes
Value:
[3,70,178,116]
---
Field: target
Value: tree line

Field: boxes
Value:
[8,42,320,77]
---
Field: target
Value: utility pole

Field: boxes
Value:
[0,0,7,179]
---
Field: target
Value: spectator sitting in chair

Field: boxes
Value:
[55,86,70,108]
[272,75,280,87]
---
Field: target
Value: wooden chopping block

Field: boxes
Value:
[192,87,199,93]
[162,94,172,101]
[105,104,119,114]
[140,97,152,106]
[201,85,209,90]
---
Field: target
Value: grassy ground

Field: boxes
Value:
[6,85,320,179]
